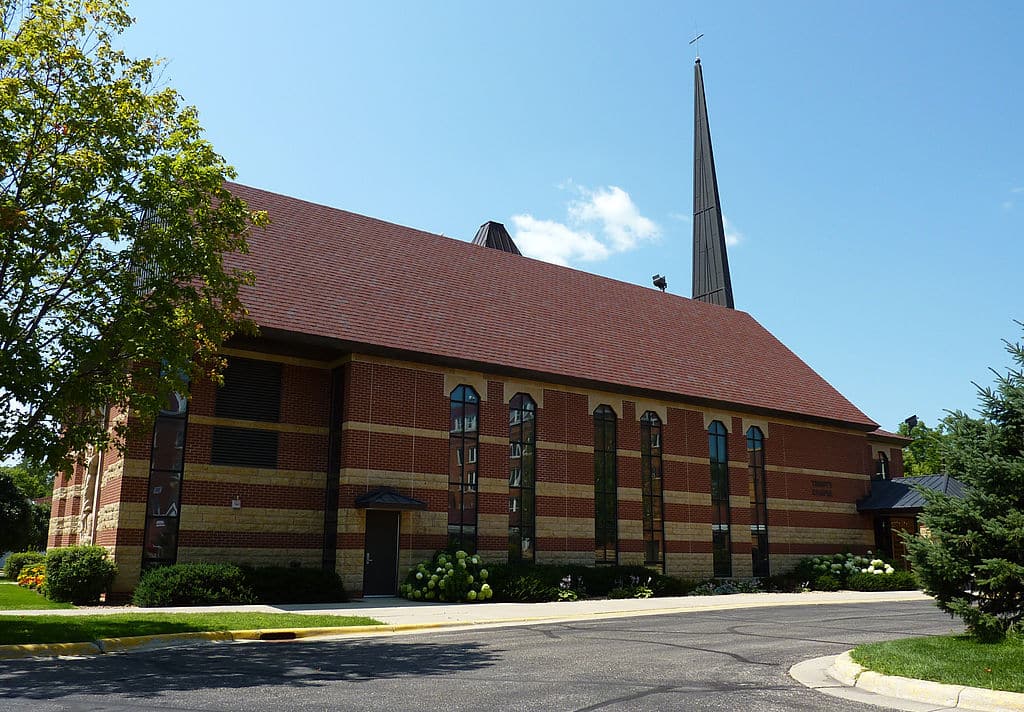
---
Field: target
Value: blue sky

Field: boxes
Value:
[122,2,1024,432]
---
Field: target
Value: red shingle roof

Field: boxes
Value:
[868,428,912,444]
[226,183,877,430]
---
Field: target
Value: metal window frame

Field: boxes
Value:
[448,385,480,553]
[708,420,732,577]
[746,425,770,577]
[508,393,537,563]
[640,411,665,571]
[593,404,619,565]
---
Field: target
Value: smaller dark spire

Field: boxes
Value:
[472,221,521,255]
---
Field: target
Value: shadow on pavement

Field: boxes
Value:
[0,638,500,700]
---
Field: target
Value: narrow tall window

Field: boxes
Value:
[593,405,618,564]
[747,426,769,577]
[449,385,479,552]
[709,420,731,577]
[876,452,890,480]
[508,394,536,562]
[143,389,190,569]
[640,411,665,571]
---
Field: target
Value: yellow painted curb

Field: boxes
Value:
[0,641,100,659]
[98,631,234,654]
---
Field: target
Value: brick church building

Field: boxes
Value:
[47,59,908,597]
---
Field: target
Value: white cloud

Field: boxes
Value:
[1010,187,1024,194]
[510,215,609,266]
[723,215,742,247]
[511,185,659,266]
[567,186,659,251]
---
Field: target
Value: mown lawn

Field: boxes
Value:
[852,634,1024,693]
[0,613,383,645]
[0,582,74,611]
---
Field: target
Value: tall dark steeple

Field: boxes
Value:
[691,57,735,309]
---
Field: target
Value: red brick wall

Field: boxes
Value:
[79,347,885,593]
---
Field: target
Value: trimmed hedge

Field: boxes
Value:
[133,563,256,607]
[241,565,348,604]
[45,546,117,604]
[3,551,45,580]
[133,563,349,607]
[847,570,918,591]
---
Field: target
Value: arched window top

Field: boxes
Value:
[640,410,661,426]
[450,385,479,403]
[509,393,536,423]
[746,426,764,451]
[450,385,480,434]
[708,420,728,464]
[594,404,617,420]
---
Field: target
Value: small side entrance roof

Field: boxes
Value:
[857,474,966,513]
[354,487,427,511]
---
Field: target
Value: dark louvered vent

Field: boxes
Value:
[215,358,282,422]
[211,426,278,468]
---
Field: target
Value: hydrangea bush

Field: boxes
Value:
[795,552,901,590]
[399,550,493,603]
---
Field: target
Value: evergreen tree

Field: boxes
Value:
[905,325,1024,641]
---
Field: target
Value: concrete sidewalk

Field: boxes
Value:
[0,589,930,625]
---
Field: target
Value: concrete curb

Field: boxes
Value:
[822,651,1024,712]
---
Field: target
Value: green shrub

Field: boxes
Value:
[241,565,348,604]
[44,546,117,604]
[847,570,918,592]
[652,575,696,597]
[490,562,679,602]
[687,578,764,596]
[567,564,659,596]
[608,584,654,599]
[4,551,46,580]
[813,574,841,592]
[489,562,567,602]
[399,550,492,603]
[759,574,803,593]
[132,562,256,607]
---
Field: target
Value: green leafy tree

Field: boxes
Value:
[905,325,1024,641]
[897,418,952,476]
[0,472,37,551]
[0,0,267,473]
[0,458,52,498]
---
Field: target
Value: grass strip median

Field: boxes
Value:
[0,582,74,611]
[0,613,384,645]
[851,634,1024,693]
